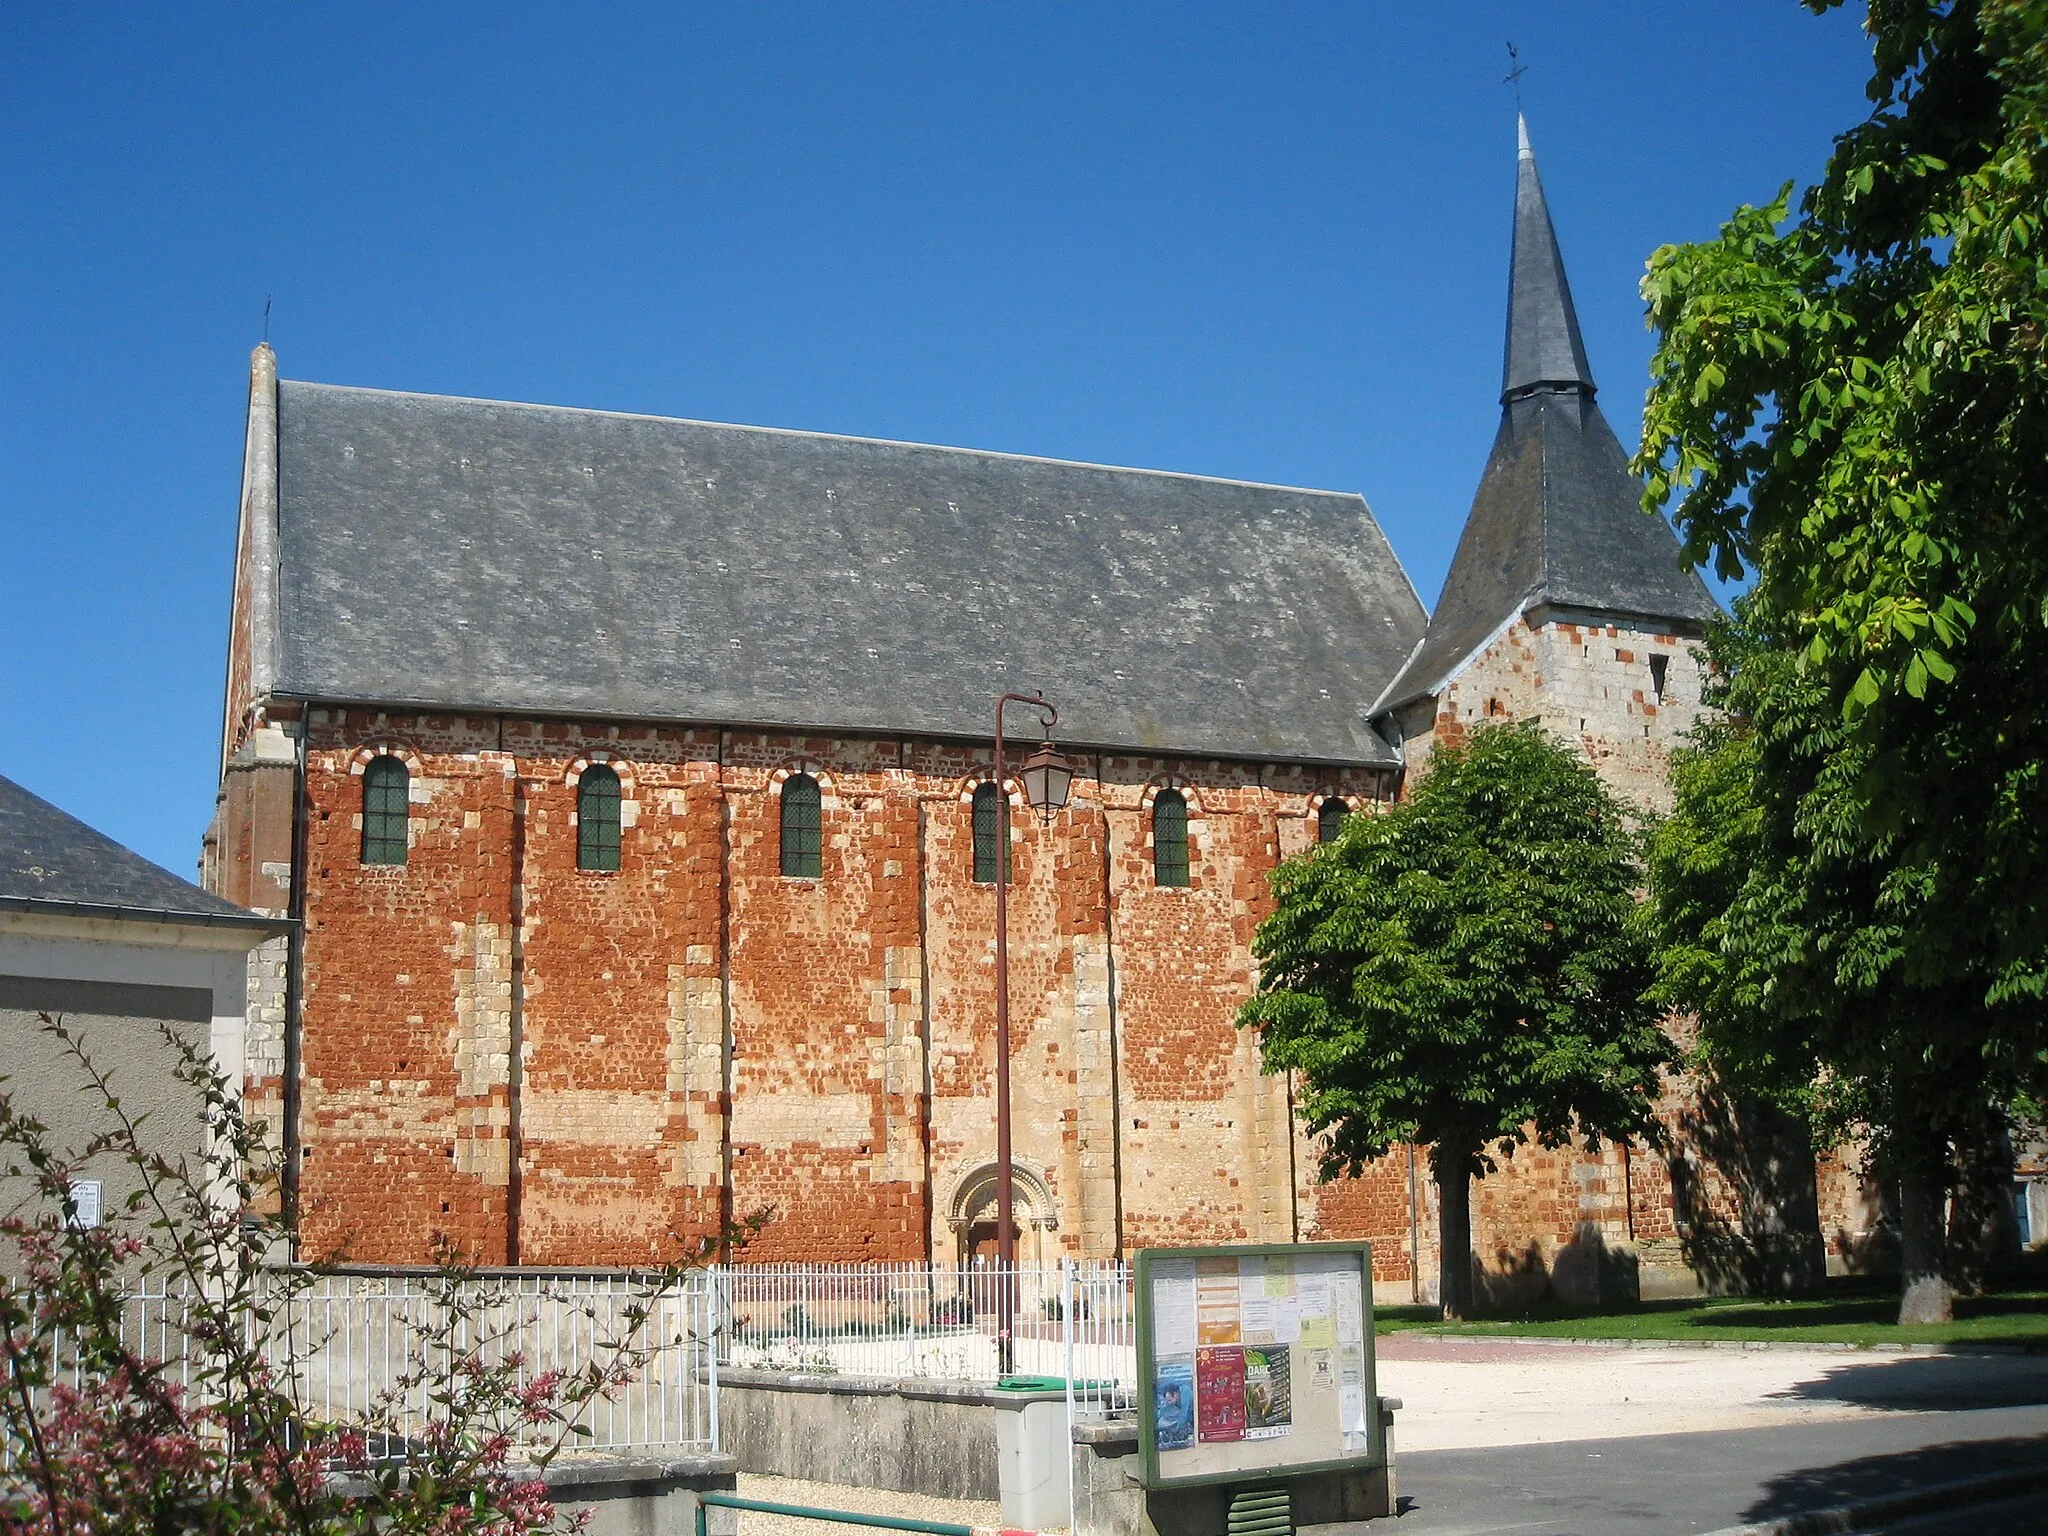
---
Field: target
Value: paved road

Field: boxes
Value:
[1389,1405,2048,1535]
[1862,1491,2048,1532]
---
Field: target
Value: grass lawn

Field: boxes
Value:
[1371,1280,2048,1350]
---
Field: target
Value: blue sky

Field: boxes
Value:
[1,3,1875,876]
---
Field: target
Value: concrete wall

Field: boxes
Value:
[328,1455,739,1536]
[715,1369,1002,1500]
[0,913,261,1263]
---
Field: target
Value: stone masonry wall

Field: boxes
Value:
[1397,611,1707,815]
[224,708,1445,1270]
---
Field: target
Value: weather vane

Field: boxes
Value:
[1504,41,1527,112]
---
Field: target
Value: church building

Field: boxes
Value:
[205,124,1750,1295]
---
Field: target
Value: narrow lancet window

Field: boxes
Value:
[361,756,410,867]
[1152,787,1189,888]
[972,782,1008,884]
[1318,797,1349,845]
[781,773,822,878]
[578,765,622,872]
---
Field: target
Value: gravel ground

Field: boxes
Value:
[732,1472,1002,1534]
[714,1342,2048,1530]
[1374,1333,2048,1452]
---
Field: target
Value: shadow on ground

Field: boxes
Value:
[1768,1353,2048,1411]
[1693,1288,2048,1345]
[1740,1433,2048,1523]
[1377,1279,2048,1347]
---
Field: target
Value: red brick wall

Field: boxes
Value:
[245,708,1727,1286]
[296,716,516,1262]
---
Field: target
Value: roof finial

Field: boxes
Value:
[1504,41,1528,114]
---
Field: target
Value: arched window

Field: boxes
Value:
[578,764,622,872]
[1152,787,1189,888]
[360,756,410,866]
[780,773,822,878]
[1318,797,1349,845]
[971,781,1008,884]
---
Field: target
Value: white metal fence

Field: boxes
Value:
[7,1259,1140,1478]
[3,1270,717,1467]
[283,1271,717,1452]
[715,1259,1138,1420]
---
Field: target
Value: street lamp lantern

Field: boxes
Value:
[989,690,1067,1377]
[1018,739,1074,820]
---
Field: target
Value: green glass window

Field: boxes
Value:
[1318,797,1349,844]
[1152,787,1189,888]
[578,765,622,872]
[972,781,1009,884]
[781,773,822,878]
[361,756,410,866]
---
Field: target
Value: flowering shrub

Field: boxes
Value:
[0,1017,737,1536]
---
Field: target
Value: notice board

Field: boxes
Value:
[1135,1241,1380,1489]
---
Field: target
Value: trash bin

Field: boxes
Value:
[994,1376,1072,1531]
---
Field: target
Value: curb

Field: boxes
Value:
[1396,1331,2048,1357]
[1695,1462,2048,1535]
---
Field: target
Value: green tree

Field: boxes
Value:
[1239,725,1668,1319]
[1635,0,2048,1320]
[1640,607,2031,1319]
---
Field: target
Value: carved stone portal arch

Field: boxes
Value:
[946,1161,1058,1268]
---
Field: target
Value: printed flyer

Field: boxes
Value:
[1153,1355,1195,1451]
[1195,1346,1248,1443]
[1195,1258,1241,1346]
[1242,1346,1293,1439]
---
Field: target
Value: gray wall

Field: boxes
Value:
[0,914,263,1268]
[716,1371,1002,1500]
[1,981,210,1250]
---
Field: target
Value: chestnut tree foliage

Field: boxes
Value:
[1634,0,2048,1320]
[1239,725,1667,1319]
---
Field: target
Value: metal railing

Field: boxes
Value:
[281,1270,717,1454]
[3,1269,717,1467]
[714,1259,1137,1420]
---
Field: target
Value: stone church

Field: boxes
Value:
[204,124,1762,1295]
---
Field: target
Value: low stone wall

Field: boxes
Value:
[716,1369,1001,1500]
[331,1453,739,1536]
[720,1370,1403,1533]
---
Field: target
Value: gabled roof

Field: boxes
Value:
[1375,119,1718,715]
[262,382,1427,766]
[0,773,283,931]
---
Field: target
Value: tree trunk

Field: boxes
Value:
[1433,1146,1476,1321]
[1897,1171,1954,1325]
[1947,1114,2020,1295]
[1738,1095,1828,1295]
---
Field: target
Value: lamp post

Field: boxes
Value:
[992,691,1075,1376]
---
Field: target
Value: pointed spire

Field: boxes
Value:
[1502,115,1595,402]
[1371,118,1720,718]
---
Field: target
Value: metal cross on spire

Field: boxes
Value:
[1504,41,1528,111]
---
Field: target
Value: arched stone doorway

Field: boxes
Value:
[946,1161,1058,1268]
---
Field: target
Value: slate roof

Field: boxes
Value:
[265,384,1427,766]
[0,773,282,930]
[1504,116,1596,401]
[1376,120,1718,714]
